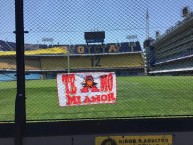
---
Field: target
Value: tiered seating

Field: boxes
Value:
[134,41,142,51]
[153,57,193,71]
[0,57,42,71]
[25,59,41,70]
[69,53,144,69]
[0,58,16,70]
[0,40,16,51]
[119,42,131,52]
[37,53,144,71]
[40,57,67,70]
[0,40,144,72]
[98,54,143,68]
[0,40,142,53]
[71,41,142,54]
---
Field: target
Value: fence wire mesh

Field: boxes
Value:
[0,0,16,122]
[1,0,193,122]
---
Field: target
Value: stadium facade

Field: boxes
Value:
[0,40,145,80]
[144,9,193,75]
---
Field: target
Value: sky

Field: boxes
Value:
[0,0,193,47]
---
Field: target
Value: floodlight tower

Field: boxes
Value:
[144,9,150,75]
[146,9,150,40]
[182,6,190,17]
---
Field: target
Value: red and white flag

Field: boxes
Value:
[56,72,116,107]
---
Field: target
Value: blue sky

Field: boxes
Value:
[1,0,193,47]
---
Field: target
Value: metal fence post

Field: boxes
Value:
[14,0,26,145]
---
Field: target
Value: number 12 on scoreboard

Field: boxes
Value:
[91,56,101,67]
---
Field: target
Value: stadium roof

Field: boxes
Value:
[149,67,193,74]
[154,54,193,65]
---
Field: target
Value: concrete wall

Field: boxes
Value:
[1,132,193,145]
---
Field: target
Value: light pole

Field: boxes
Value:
[67,51,70,73]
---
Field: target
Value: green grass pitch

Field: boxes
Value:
[0,76,193,122]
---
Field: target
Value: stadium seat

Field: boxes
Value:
[40,57,68,70]
[69,53,144,69]
[25,59,41,70]
[0,58,16,69]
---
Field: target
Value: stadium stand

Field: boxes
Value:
[0,40,142,53]
[70,53,144,69]
[0,40,145,79]
[0,57,16,70]
[0,40,16,51]
[70,41,142,54]
[40,57,67,70]
[24,44,48,50]
[25,58,41,70]
[35,53,144,71]
[145,10,193,75]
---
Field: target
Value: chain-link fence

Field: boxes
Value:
[0,0,16,123]
[1,0,193,122]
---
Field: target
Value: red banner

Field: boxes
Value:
[56,72,116,107]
